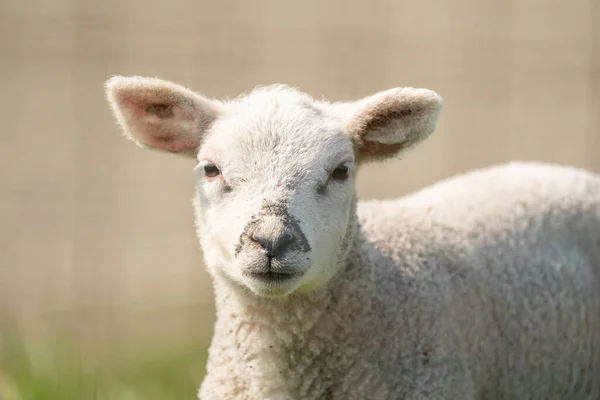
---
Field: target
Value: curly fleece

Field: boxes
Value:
[200,162,600,400]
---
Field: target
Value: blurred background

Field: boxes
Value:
[0,0,598,398]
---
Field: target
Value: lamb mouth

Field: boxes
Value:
[244,270,302,282]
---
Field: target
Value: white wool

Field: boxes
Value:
[105,76,600,400]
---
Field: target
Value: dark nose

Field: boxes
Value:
[251,229,294,258]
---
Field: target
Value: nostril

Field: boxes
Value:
[251,232,271,251]
[271,231,294,258]
[274,231,293,250]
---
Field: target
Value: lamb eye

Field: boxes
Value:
[204,164,221,178]
[331,164,349,181]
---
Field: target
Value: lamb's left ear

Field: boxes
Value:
[105,76,221,157]
[332,87,442,162]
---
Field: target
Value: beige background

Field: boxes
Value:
[1,0,598,350]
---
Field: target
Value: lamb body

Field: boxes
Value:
[205,162,600,400]
[104,76,600,399]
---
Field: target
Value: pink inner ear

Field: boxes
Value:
[118,93,200,153]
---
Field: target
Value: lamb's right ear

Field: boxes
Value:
[104,76,221,157]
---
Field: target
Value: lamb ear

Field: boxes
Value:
[332,87,442,162]
[104,76,221,157]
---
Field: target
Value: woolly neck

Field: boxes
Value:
[200,201,366,399]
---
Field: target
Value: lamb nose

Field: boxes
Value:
[251,230,294,258]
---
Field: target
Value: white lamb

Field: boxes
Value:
[104,76,600,400]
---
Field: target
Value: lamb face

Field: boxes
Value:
[194,91,357,297]
[105,76,442,297]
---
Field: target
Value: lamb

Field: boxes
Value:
[104,75,600,400]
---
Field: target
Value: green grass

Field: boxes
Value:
[1,332,209,400]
